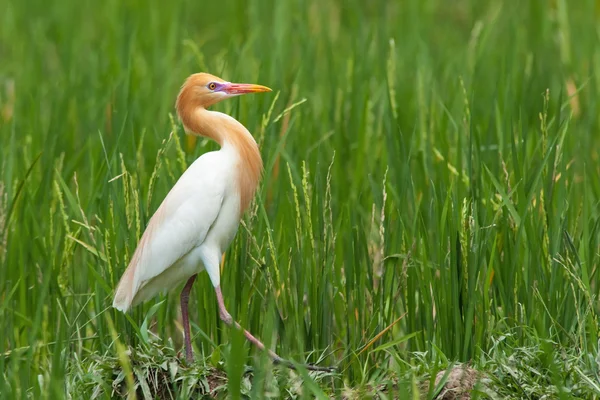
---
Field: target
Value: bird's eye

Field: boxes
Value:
[208,82,217,90]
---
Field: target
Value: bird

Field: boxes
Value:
[112,72,332,372]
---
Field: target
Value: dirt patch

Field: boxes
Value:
[423,364,481,400]
[205,368,227,396]
[113,363,227,399]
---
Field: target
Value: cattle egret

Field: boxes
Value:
[112,73,331,372]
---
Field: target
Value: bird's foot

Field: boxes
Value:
[304,363,337,373]
[185,352,194,364]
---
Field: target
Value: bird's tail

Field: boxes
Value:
[112,266,135,312]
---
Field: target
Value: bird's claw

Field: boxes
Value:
[305,363,337,373]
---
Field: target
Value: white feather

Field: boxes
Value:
[112,148,241,311]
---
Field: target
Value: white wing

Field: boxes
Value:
[112,152,227,311]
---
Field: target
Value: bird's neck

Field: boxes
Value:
[180,107,263,215]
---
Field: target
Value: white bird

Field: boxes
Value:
[112,72,331,371]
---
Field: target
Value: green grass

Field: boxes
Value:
[1,0,600,398]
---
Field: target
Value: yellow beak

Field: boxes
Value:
[222,82,272,95]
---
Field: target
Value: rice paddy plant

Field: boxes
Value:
[1,0,599,398]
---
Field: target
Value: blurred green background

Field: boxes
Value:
[1,0,600,398]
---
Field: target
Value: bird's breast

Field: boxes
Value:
[203,188,242,254]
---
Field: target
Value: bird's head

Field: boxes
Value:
[176,72,271,112]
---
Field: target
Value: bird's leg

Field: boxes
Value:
[180,274,197,363]
[215,285,267,351]
[214,285,335,372]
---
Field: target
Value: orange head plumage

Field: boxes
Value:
[176,72,271,112]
